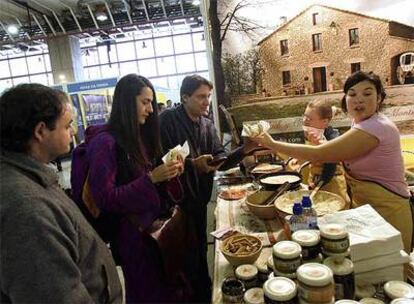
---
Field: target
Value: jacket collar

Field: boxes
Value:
[1,151,58,187]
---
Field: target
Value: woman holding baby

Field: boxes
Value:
[71,74,190,303]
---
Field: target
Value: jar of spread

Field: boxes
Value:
[297,263,335,303]
[298,296,335,304]
[263,277,297,304]
[359,298,385,304]
[292,230,320,260]
[302,253,323,264]
[244,287,265,304]
[384,281,414,301]
[272,241,302,275]
[221,277,245,303]
[390,299,414,304]
[255,253,271,285]
[334,300,359,304]
[320,224,349,254]
[235,264,259,290]
[323,257,355,300]
[268,270,296,280]
[321,247,351,263]
[355,284,376,300]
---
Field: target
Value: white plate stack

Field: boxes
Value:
[319,205,410,285]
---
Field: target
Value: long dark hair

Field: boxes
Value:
[108,74,161,169]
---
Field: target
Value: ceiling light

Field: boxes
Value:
[58,74,66,80]
[192,0,200,5]
[7,24,19,35]
[96,11,108,21]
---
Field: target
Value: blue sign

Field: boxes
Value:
[51,84,65,91]
[67,78,118,93]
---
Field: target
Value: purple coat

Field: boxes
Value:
[71,125,174,303]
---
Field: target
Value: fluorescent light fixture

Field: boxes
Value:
[96,11,108,21]
[192,0,200,6]
[7,24,19,35]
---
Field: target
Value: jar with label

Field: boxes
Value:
[263,277,297,304]
[244,287,265,304]
[320,224,349,254]
[334,300,359,304]
[299,297,335,304]
[292,230,320,260]
[323,257,355,300]
[221,277,245,303]
[272,241,302,275]
[390,299,414,304]
[359,298,385,304]
[384,281,414,301]
[355,284,376,300]
[296,263,335,303]
[235,264,259,290]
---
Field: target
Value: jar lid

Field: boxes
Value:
[297,263,333,287]
[334,300,359,304]
[355,284,376,299]
[360,298,385,304]
[235,264,258,280]
[255,258,268,273]
[384,281,414,300]
[292,230,320,246]
[273,241,302,259]
[390,299,414,304]
[243,287,265,304]
[323,257,354,275]
[299,296,335,304]
[320,224,348,240]
[263,277,297,301]
[267,256,274,270]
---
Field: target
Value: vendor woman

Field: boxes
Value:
[251,71,413,253]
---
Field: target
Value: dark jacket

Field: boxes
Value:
[0,151,122,304]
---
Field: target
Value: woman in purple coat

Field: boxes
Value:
[71,74,185,303]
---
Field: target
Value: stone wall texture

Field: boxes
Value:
[258,5,414,96]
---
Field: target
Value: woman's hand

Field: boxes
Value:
[149,161,181,183]
[192,154,219,173]
[249,132,275,150]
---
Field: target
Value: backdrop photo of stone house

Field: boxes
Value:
[258,4,414,97]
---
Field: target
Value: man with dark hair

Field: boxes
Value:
[159,75,257,302]
[0,84,122,303]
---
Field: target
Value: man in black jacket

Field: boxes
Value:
[159,75,256,302]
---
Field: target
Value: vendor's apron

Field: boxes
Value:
[346,173,413,254]
[309,162,349,206]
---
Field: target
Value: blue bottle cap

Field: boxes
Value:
[302,196,312,208]
[292,202,303,215]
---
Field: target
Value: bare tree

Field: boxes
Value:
[208,0,266,108]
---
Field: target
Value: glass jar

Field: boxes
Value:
[299,297,335,304]
[272,241,302,275]
[292,230,320,260]
[320,224,349,254]
[359,298,385,304]
[263,277,297,304]
[390,299,414,304]
[235,264,259,290]
[297,263,335,303]
[384,281,414,301]
[221,277,245,303]
[323,257,355,300]
[244,287,265,304]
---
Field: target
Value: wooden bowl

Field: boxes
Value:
[274,189,346,218]
[220,234,262,266]
[245,190,278,219]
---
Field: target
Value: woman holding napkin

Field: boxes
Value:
[250,71,412,253]
[71,74,189,303]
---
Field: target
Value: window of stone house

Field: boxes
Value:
[312,13,319,25]
[351,62,361,74]
[282,71,291,85]
[312,33,322,51]
[349,28,359,46]
[280,40,289,55]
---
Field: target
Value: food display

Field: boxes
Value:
[222,235,262,256]
[260,174,300,185]
[218,187,247,200]
[251,163,283,174]
[274,189,345,216]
